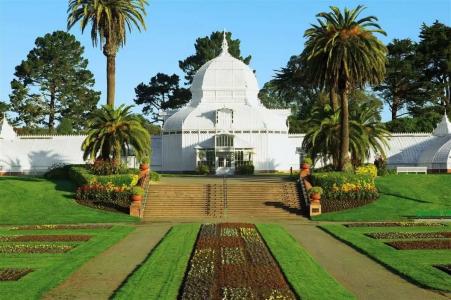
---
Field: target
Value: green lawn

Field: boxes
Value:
[313,174,451,221]
[113,224,200,300]
[0,225,134,299]
[0,177,137,225]
[320,224,451,291]
[257,224,355,300]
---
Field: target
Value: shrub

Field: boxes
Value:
[235,164,254,175]
[89,159,127,175]
[44,163,69,179]
[311,172,378,202]
[196,164,210,175]
[150,171,160,182]
[130,186,144,196]
[68,165,138,187]
[308,186,323,195]
[303,157,313,165]
[356,164,377,178]
[75,182,131,210]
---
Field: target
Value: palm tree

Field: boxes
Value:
[301,5,387,170]
[67,0,148,107]
[303,97,390,168]
[82,104,150,163]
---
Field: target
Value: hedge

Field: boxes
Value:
[67,165,139,187]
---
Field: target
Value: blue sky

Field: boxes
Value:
[0,0,450,122]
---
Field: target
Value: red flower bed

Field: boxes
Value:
[366,232,451,239]
[10,224,112,231]
[180,223,296,300]
[386,239,451,250]
[0,268,33,281]
[345,222,443,228]
[0,235,92,242]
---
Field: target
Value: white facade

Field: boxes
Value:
[0,34,450,174]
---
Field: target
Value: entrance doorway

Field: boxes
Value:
[216,151,234,175]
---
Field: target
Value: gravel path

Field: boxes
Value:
[43,223,171,300]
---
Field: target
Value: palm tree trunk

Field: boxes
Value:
[329,88,339,112]
[106,53,116,107]
[339,89,350,170]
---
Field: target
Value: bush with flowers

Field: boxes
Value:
[311,172,378,212]
[75,181,132,212]
[355,164,378,179]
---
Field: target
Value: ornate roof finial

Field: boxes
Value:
[221,29,229,55]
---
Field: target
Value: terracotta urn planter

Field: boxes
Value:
[310,192,321,203]
[131,194,142,202]
[139,163,149,171]
[301,163,310,170]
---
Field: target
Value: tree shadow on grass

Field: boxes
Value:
[380,192,433,204]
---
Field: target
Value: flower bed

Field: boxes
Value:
[434,264,451,276]
[366,232,451,239]
[385,239,451,250]
[180,223,296,300]
[345,222,444,228]
[0,244,74,253]
[311,172,378,212]
[75,182,132,213]
[0,268,33,281]
[0,235,92,242]
[10,224,112,230]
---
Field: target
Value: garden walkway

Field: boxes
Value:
[283,223,450,300]
[43,223,171,300]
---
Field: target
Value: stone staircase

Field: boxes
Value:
[142,180,303,221]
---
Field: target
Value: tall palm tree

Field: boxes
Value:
[82,104,150,163]
[301,5,387,170]
[67,0,148,107]
[303,98,390,168]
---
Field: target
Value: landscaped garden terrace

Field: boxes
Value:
[320,222,451,292]
[0,224,132,299]
[113,223,354,300]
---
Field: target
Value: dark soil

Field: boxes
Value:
[434,264,451,276]
[386,240,451,250]
[345,222,444,228]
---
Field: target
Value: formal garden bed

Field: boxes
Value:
[386,239,451,250]
[10,224,112,230]
[0,224,133,299]
[320,223,451,291]
[345,222,444,228]
[0,268,33,281]
[366,231,451,239]
[114,223,354,300]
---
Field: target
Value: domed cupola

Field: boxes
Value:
[189,33,260,107]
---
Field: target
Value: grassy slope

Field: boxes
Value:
[257,224,355,300]
[320,224,451,291]
[313,174,451,221]
[113,224,200,300]
[0,177,137,225]
[0,225,134,299]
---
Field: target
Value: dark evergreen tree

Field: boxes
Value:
[9,31,100,132]
[413,21,451,115]
[179,31,252,84]
[134,73,190,123]
[374,39,420,120]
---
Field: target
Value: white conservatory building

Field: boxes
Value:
[153,36,299,174]
[1,35,450,175]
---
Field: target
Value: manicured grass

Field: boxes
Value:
[0,177,137,225]
[320,224,451,291]
[0,225,133,299]
[257,224,355,300]
[113,224,200,300]
[313,174,451,221]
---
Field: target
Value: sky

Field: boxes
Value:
[0,0,450,122]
